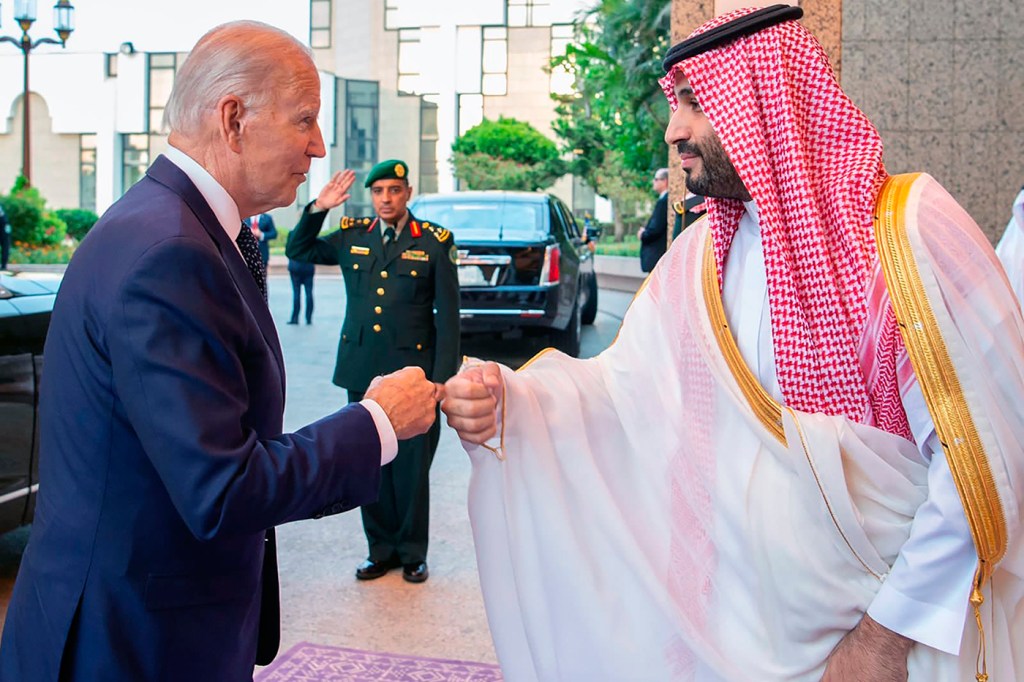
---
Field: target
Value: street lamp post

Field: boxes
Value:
[0,0,75,187]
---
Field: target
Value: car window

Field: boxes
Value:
[411,199,548,240]
[556,200,581,239]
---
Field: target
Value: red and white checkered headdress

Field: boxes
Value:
[660,8,909,436]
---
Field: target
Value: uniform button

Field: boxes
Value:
[411,270,418,277]
[416,343,423,350]
[373,324,382,333]
[374,306,382,314]
[377,287,385,295]
[342,334,347,341]
[353,263,360,270]
[380,271,389,279]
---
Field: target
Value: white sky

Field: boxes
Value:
[2,1,308,54]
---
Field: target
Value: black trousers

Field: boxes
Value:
[289,271,314,323]
[349,389,439,565]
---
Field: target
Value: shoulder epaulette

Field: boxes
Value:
[672,200,685,215]
[421,221,451,243]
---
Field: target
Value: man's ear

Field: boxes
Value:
[217,95,246,153]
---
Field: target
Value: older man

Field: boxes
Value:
[443,6,1024,680]
[0,21,440,681]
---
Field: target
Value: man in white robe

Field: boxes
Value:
[442,5,1024,681]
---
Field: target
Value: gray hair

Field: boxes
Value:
[654,168,669,181]
[163,21,314,136]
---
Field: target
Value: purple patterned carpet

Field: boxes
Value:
[255,643,504,682]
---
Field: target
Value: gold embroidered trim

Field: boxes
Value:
[874,173,1006,681]
[701,236,786,445]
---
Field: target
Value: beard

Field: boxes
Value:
[678,137,750,202]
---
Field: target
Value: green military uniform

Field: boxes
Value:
[286,161,459,568]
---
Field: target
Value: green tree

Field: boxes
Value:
[451,117,566,191]
[550,0,671,239]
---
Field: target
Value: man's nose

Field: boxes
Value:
[308,123,327,158]
[664,108,690,146]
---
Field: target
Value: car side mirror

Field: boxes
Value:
[586,226,602,241]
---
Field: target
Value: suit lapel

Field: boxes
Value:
[145,156,286,388]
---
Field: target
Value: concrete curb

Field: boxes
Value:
[593,255,645,293]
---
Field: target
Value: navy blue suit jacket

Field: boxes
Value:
[0,156,382,681]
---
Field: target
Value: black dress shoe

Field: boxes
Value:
[402,562,428,583]
[286,319,298,325]
[355,557,399,580]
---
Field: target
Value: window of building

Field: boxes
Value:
[345,80,379,216]
[507,0,552,27]
[550,24,575,96]
[482,27,507,96]
[385,0,400,30]
[122,134,149,195]
[419,95,439,195]
[79,134,97,213]
[148,53,177,134]
[104,53,117,78]
[397,28,423,95]
[310,0,332,49]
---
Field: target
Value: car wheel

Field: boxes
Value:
[580,274,598,326]
[551,297,582,357]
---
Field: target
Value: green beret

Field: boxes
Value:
[364,159,410,187]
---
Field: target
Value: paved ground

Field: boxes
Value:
[0,274,634,668]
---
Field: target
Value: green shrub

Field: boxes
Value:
[451,117,566,191]
[9,242,75,264]
[0,194,42,245]
[39,212,68,246]
[56,208,99,242]
[2,176,67,246]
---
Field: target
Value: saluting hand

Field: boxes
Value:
[313,169,356,211]
[365,366,441,441]
[441,362,503,444]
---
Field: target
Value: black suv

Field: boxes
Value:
[410,191,598,357]
[0,270,60,535]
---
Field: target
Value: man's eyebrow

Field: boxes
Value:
[676,87,695,98]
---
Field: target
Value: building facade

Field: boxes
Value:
[0,0,596,229]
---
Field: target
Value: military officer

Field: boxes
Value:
[287,160,459,584]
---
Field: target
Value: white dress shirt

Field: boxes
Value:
[721,201,975,654]
[162,147,398,465]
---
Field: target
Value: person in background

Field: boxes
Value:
[286,237,316,325]
[0,203,10,269]
[287,160,460,584]
[245,212,277,272]
[0,21,442,681]
[638,167,669,272]
[671,190,707,239]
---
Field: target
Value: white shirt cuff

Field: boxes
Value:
[360,399,398,465]
[867,580,970,654]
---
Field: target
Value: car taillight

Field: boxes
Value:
[539,245,560,284]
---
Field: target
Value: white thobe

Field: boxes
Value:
[722,201,975,654]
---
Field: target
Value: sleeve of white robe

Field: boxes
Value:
[865,378,975,655]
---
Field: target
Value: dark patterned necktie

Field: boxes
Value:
[383,226,397,258]
[237,222,267,299]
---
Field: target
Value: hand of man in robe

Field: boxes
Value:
[365,367,441,441]
[312,169,356,211]
[441,362,503,444]
[821,613,911,681]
